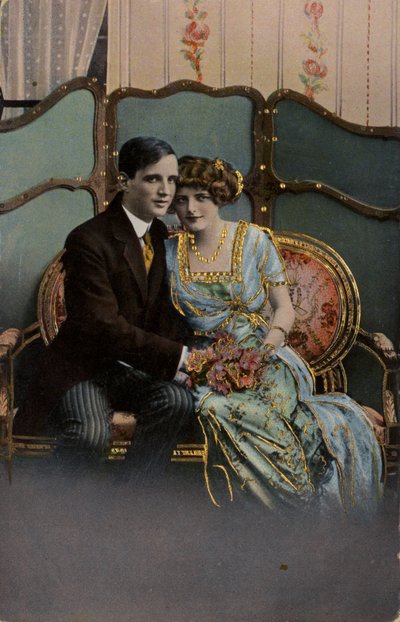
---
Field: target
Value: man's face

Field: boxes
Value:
[121,154,178,222]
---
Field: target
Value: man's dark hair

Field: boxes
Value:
[118,136,176,179]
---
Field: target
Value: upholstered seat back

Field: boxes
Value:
[274,231,360,375]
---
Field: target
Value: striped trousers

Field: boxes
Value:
[52,363,194,454]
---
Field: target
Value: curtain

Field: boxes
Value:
[0,0,107,118]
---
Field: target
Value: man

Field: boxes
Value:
[14,137,193,454]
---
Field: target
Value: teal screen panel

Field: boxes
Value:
[273,193,400,346]
[0,89,96,202]
[0,189,94,329]
[273,100,400,208]
[117,93,254,222]
[117,93,254,175]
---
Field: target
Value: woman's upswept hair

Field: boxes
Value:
[177,155,241,206]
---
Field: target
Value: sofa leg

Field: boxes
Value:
[105,411,137,461]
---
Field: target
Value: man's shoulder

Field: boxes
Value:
[66,199,123,241]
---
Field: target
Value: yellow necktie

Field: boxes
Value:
[142,232,154,273]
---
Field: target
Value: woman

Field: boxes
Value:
[165,155,384,513]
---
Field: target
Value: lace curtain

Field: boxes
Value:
[0,0,107,118]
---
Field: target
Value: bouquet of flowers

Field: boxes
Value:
[185,332,267,395]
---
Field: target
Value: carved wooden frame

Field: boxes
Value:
[0,77,107,215]
[105,79,268,224]
[264,88,400,223]
[2,78,399,225]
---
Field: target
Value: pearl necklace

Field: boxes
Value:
[188,225,227,263]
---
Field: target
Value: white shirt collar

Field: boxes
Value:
[122,205,152,238]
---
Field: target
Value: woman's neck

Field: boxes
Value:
[191,219,224,245]
[187,219,232,271]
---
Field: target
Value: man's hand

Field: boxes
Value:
[174,370,190,387]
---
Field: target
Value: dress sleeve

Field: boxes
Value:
[251,225,290,286]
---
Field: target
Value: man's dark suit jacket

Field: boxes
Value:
[15,194,189,434]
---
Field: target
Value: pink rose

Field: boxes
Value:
[303,59,327,78]
[304,2,323,19]
[184,21,210,42]
[240,349,263,371]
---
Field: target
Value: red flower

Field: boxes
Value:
[304,2,323,19]
[186,333,266,395]
[240,349,264,371]
[184,20,210,42]
[303,59,327,78]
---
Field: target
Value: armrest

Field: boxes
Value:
[358,328,399,368]
[0,328,22,360]
[357,329,400,470]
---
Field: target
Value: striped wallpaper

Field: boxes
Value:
[107,0,399,126]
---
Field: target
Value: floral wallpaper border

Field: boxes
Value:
[181,0,210,82]
[299,2,328,100]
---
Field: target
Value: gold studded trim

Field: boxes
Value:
[177,221,248,283]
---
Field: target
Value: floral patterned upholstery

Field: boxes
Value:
[271,232,360,375]
[283,248,340,361]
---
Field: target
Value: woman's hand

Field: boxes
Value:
[261,342,276,361]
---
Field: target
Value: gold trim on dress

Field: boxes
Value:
[252,445,299,492]
[170,272,186,316]
[332,424,356,507]
[177,221,247,284]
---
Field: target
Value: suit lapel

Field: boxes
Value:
[108,198,148,301]
[123,237,148,301]
[147,219,168,306]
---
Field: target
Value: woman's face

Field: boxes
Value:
[174,186,220,233]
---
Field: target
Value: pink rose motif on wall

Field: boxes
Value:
[299,2,328,99]
[184,21,210,43]
[303,59,328,79]
[305,1,324,17]
[305,2,324,32]
[181,0,210,82]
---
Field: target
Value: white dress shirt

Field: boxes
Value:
[122,205,150,244]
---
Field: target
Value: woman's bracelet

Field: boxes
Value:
[271,325,289,346]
